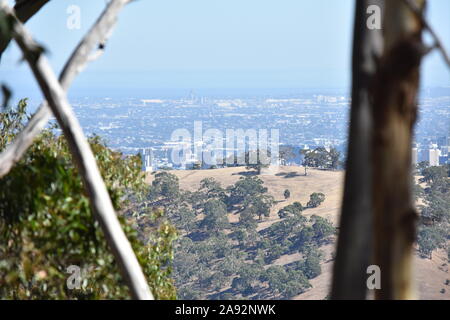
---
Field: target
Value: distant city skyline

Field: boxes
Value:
[2,0,450,100]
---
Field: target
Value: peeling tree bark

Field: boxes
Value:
[331,0,383,300]
[371,0,425,300]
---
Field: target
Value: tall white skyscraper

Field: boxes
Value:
[411,146,418,165]
[429,147,440,166]
[141,148,153,172]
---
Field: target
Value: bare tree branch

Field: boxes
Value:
[0,0,130,178]
[14,0,49,21]
[402,0,450,69]
[0,0,49,58]
[0,2,154,300]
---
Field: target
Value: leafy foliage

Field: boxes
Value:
[226,176,268,207]
[0,98,28,148]
[261,265,310,299]
[283,189,291,199]
[150,171,180,201]
[416,164,449,259]
[307,192,326,208]
[199,199,230,232]
[301,147,341,170]
[0,101,177,299]
[278,201,303,218]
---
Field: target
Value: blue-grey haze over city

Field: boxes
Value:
[1,0,449,168]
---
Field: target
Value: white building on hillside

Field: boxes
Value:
[141,148,154,172]
[429,145,440,166]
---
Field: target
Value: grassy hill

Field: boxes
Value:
[146,166,450,300]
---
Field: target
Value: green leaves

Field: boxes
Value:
[307,192,326,208]
[261,265,310,299]
[302,147,342,170]
[278,201,303,218]
[150,171,180,201]
[0,98,28,149]
[417,163,450,260]
[0,101,177,299]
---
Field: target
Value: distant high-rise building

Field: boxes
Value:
[188,89,196,103]
[439,155,448,165]
[411,146,418,165]
[416,143,441,166]
[441,145,449,156]
[437,136,449,148]
[428,144,440,166]
[141,148,153,172]
[418,146,428,163]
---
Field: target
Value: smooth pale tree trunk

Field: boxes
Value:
[331,0,383,300]
[371,0,425,300]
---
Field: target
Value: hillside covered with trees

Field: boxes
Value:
[416,163,450,260]
[146,170,335,299]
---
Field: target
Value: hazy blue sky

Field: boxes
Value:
[2,0,449,98]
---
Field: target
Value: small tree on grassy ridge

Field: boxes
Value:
[284,189,291,200]
[307,192,326,208]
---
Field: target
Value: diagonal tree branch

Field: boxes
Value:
[14,0,49,21]
[0,0,130,178]
[0,2,154,300]
[0,0,49,59]
[403,0,450,69]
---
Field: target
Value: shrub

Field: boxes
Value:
[307,192,326,208]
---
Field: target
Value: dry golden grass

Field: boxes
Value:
[146,166,450,300]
